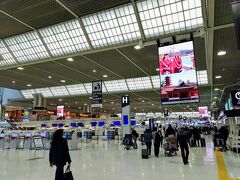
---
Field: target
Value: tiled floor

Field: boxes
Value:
[0,139,238,180]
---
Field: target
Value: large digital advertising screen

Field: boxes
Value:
[198,106,209,120]
[159,41,199,104]
[57,105,64,117]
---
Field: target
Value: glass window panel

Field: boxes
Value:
[5,31,49,63]
[35,88,53,97]
[66,84,88,95]
[0,41,17,66]
[21,89,36,99]
[50,86,69,96]
[82,4,141,48]
[40,19,90,57]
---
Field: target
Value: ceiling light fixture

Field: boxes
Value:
[84,103,87,106]
[103,75,108,78]
[214,88,220,91]
[134,45,142,50]
[156,68,160,71]
[215,75,222,79]
[58,99,62,102]
[60,80,66,83]
[92,69,96,73]
[12,81,15,84]
[214,97,218,99]
[17,67,24,70]
[217,51,226,56]
[26,84,32,87]
[66,57,74,62]
[48,76,52,79]
[134,40,143,50]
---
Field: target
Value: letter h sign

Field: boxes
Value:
[121,96,130,108]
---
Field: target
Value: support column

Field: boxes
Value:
[121,96,130,138]
[0,88,3,121]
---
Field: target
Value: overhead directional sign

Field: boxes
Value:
[92,81,102,107]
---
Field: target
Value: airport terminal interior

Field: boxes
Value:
[0,0,240,180]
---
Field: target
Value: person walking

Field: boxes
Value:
[154,131,162,157]
[49,129,72,180]
[177,127,190,165]
[165,124,176,137]
[219,125,229,150]
[144,129,153,156]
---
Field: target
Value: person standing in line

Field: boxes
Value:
[49,129,72,180]
[193,127,201,147]
[154,131,162,157]
[144,129,153,156]
[177,127,190,165]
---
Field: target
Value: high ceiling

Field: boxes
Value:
[0,0,239,113]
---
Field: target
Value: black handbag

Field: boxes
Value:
[64,165,74,180]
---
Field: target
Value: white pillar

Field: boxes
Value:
[121,96,130,138]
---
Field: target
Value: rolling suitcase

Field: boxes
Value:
[200,138,206,147]
[141,149,148,159]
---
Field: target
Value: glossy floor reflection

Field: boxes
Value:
[0,139,237,180]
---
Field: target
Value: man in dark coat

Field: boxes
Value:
[177,127,190,165]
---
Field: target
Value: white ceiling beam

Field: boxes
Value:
[115,48,159,94]
[131,0,146,41]
[0,10,35,30]
[55,0,94,50]
[1,39,20,65]
[0,10,53,59]
[204,0,215,102]
[35,30,53,58]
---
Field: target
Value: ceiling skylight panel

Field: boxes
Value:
[126,77,152,90]
[66,84,88,95]
[84,83,92,94]
[151,75,160,88]
[39,19,90,57]
[21,89,36,99]
[197,70,208,85]
[5,31,49,63]
[104,79,128,92]
[137,0,203,38]
[0,41,17,66]
[82,4,141,48]
[35,88,53,97]
[50,86,69,96]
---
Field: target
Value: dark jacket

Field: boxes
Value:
[144,131,153,143]
[219,126,229,140]
[165,127,175,137]
[154,132,161,146]
[177,128,189,146]
[49,139,71,166]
